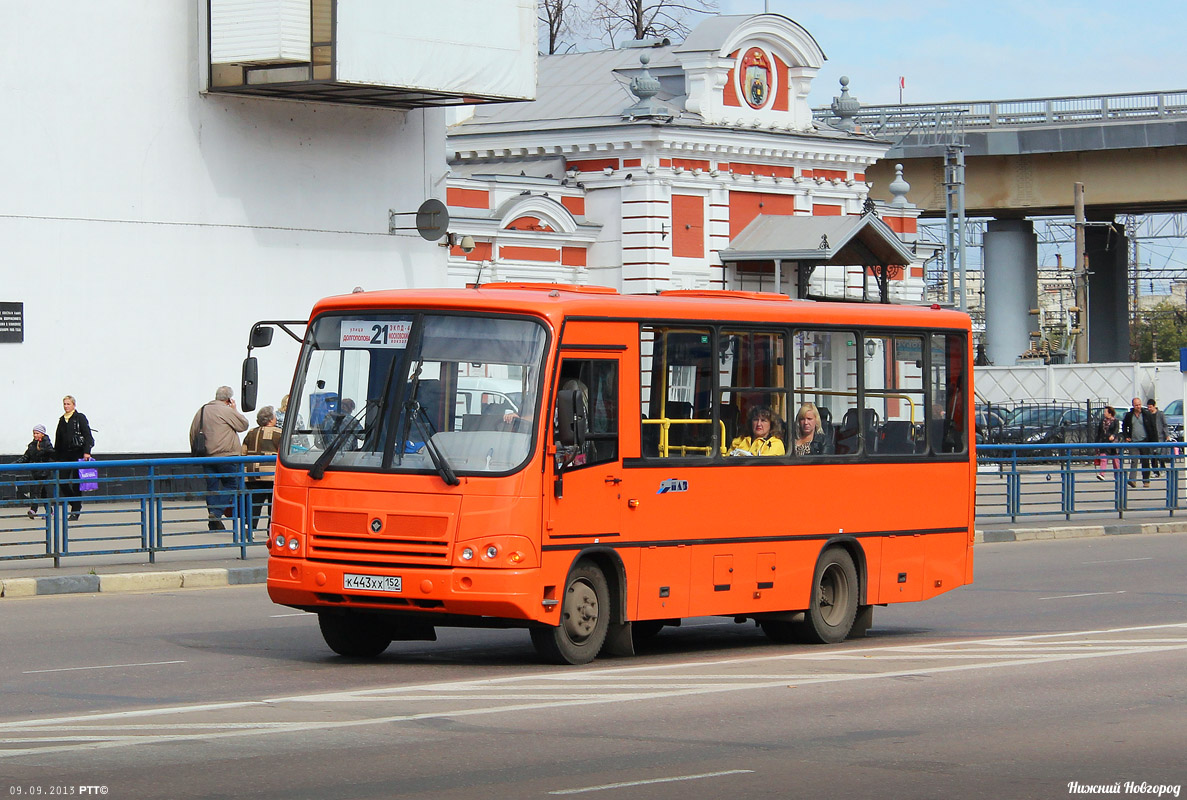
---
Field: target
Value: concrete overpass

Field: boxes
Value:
[816,90,1187,364]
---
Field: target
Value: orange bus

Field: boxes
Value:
[245,284,974,664]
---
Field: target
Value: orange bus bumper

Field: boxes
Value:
[266,556,555,623]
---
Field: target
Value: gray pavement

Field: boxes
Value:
[2,515,1185,599]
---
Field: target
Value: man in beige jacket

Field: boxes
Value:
[189,386,249,530]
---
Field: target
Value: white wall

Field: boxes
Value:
[0,2,450,454]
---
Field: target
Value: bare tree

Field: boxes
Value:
[587,0,718,47]
[539,0,575,55]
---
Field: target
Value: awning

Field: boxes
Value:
[719,212,915,302]
[720,213,914,267]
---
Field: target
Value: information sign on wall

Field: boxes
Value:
[0,303,23,343]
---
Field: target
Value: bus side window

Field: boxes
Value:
[794,330,857,456]
[556,358,619,469]
[930,333,968,454]
[640,326,714,458]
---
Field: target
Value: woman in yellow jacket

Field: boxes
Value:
[729,406,786,456]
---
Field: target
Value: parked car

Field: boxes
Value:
[454,377,521,429]
[975,407,1008,445]
[993,405,1091,455]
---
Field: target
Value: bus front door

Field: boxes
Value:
[545,355,624,545]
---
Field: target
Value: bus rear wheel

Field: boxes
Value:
[530,563,610,665]
[318,611,392,658]
[796,547,859,644]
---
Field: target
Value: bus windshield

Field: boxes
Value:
[282,312,548,477]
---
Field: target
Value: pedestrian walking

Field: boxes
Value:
[1122,397,1155,487]
[54,395,95,520]
[1147,398,1168,477]
[15,424,55,518]
[241,405,281,532]
[1094,406,1120,480]
[189,386,249,530]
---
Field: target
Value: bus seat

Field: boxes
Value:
[834,409,859,455]
[817,406,833,443]
[878,420,916,454]
[666,401,693,451]
[835,408,877,455]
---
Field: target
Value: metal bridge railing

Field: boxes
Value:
[0,456,274,566]
[814,89,1187,138]
[977,442,1186,522]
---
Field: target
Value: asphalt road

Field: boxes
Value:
[1,534,1184,800]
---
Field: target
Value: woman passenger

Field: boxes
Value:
[729,406,785,456]
[793,402,829,456]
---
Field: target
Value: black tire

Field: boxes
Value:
[530,563,610,665]
[795,547,859,644]
[318,612,393,658]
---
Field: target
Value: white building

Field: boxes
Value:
[444,14,931,303]
[0,0,536,455]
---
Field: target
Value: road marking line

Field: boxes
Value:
[2,622,1185,746]
[5,642,1187,759]
[1039,591,1127,600]
[21,660,186,675]
[1081,557,1153,564]
[269,613,307,618]
[549,770,754,795]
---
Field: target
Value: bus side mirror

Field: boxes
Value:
[242,356,259,412]
[556,388,587,449]
[250,326,275,349]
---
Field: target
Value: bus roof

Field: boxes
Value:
[311,283,971,331]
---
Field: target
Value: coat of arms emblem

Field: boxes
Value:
[740,47,771,109]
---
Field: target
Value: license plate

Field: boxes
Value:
[343,573,403,593]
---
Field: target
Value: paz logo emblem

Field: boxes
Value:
[371,518,382,533]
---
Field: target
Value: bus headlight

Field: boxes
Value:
[274,535,286,550]
[287,537,299,552]
[455,536,537,568]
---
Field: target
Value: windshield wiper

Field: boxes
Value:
[405,400,459,486]
[309,401,373,481]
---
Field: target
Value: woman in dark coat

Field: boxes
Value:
[55,394,95,520]
[16,424,55,518]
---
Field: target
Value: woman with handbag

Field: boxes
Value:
[55,395,95,520]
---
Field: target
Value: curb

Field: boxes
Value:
[3,523,1185,598]
[0,565,266,599]
[974,520,1187,543]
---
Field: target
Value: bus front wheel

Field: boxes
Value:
[797,547,859,644]
[530,563,610,665]
[318,611,393,658]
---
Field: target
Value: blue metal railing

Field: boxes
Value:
[0,456,275,566]
[5,447,1185,567]
[977,442,1186,522]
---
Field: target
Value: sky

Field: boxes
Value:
[715,0,1184,106]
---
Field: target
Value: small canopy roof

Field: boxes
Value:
[720,213,914,267]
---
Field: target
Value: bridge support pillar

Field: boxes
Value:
[1086,219,1129,362]
[984,219,1038,365]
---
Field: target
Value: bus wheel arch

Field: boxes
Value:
[531,558,613,665]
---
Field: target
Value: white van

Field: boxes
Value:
[455,377,521,429]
